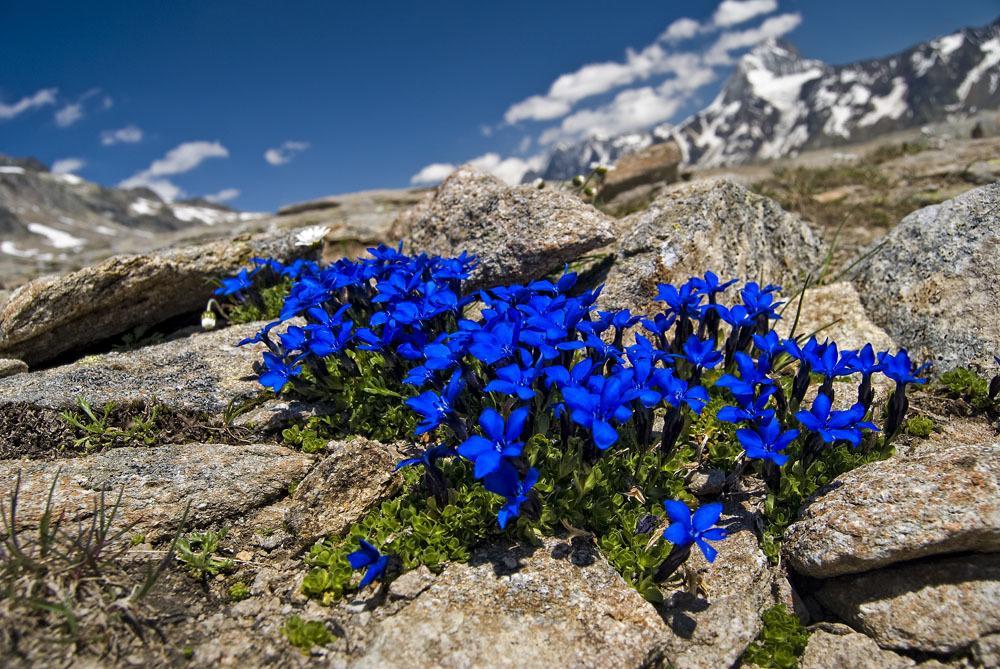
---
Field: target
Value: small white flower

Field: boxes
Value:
[295,225,330,247]
[201,310,217,331]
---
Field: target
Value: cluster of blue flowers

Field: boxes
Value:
[226,245,927,588]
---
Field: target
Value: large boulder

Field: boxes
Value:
[855,183,1000,372]
[784,442,1000,578]
[601,179,823,315]
[600,140,682,203]
[0,228,309,366]
[284,437,404,548]
[774,282,895,353]
[0,320,272,458]
[353,538,665,669]
[391,166,615,288]
[816,553,1000,654]
[0,443,315,540]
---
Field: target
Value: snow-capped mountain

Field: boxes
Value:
[0,155,259,286]
[526,17,1000,178]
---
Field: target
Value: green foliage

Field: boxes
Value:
[228,279,292,324]
[938,367,997,413]
[302,464,500,604]
[742,604,810,669]
[281,615,334,653]
[281,421,331,454]
[175,529,234,579]
[691,396,741,468]
[284,351,418,445]
[59,398,160,451]
[228,580,251,601]
[761,438,893,561]
[905,415,935,438]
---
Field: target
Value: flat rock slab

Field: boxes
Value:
[0,321,271,457]
[353,539,665,669]
[601,179,823,315]
[0,443,315,540]
[658,510,776,669]
[800,629,915,669]
[855,182,1000,373]
[285,437,404,547]
[392,166,615,289]
[0,228,309,366]
[816,553,1000,654]
[784,441,1000,578]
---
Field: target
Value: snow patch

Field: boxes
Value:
[957,37,1000,101]
[94,225,118,236]
[130,198,163,216]
[858,77,908,127]
[54,173,84,185]
[0,166,26,175]
[933,32,965,58]
[911,49,937,78]
[746,67,824,114]
[27,223,85,249]
[171,205,234,225]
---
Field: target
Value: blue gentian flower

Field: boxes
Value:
[716,386,777,425]
[736,418,798,466]
[654,369,710,414]
[483,462,540,529]
[662,500,728,563]
[715,352,772,402]
[457,407,529,479]
[689,271,737,299]
[258,352,301,392]
[795,394,879,447]
[846,343,883,376]
[879,349,928,387]
[656,283,703,320]
[469,320,524,366]
[215,268,255,297]
[347,539,390,588]
[405,370,465,435]
[682,336,723,370]
[485,364,541,400]
[739,282,783,320]
[562,374,635,450]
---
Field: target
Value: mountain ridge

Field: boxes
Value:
[526,17,1000,180]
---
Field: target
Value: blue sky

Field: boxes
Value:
[1,1,997,212]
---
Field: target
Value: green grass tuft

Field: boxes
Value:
[741,604,810,669]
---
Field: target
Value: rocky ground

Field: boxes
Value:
[0,137,997,668]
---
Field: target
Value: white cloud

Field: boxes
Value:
[410,162,457,185]
[205,188,240,203]
[264,140,309,166]
[706,13,802,64]
[468,152,547,185]
[712,0,778,28]
[660,17,701,43]
[51,157,86,174]
[539,87,682,145]
[119,141,229,201]
[0,88,58,121]
[54,103,83,127]
[411,153,546,187]
[101,125,144,145]
[505,96,573,124]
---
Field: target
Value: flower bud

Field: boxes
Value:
[583,186,595,197]
[201,310,217,331]
[572,175,585,187]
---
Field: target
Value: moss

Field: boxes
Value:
[741,604,810,669]
[228,279,292,324]
[938,367,997,413]
[905,415,935,438]
[228,580,251,601]
[281,615,334,653]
